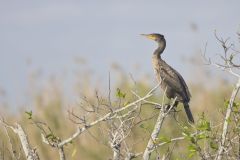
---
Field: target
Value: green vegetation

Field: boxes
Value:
[0,32,240,160]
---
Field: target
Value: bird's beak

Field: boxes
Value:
[140,34,156,40]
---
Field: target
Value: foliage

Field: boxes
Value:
[0,32,240,160]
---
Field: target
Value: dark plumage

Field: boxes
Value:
[141,33,194,123]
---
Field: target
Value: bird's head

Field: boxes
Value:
[141,33,165,43]
[141,33,166,54]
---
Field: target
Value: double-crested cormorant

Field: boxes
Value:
[141,33,194,123]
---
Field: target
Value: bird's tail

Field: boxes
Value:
[184,103,194,123]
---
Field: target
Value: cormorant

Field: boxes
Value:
[141,33,194,123]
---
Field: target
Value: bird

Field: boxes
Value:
[141,33,194,123]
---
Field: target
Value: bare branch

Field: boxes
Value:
[215,78,240,160]
[58,147,65,160]
[143,98,177,160]
[0,119,39,160]
[58,84,160,148]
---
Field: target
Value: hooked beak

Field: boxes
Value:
[140,34,156,41]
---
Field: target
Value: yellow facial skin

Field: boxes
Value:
[140,34,157,41]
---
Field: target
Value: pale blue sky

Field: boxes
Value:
[0,0,239,109]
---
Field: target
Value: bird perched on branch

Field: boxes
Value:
[141,33,194,123]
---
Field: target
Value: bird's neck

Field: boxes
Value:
[153,42,166,58]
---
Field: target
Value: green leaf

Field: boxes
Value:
[197,113,211,131]
[226,117,231,123]
[224,100,230,109]
[139,124,145,129]
[188,144,197,152]
[232,102,240,113]
[159,136,171,144]
[188,152,196,158]
[153,139,159,144]
[116,88,126,98]
[233,101,240,108]
[210,141,218,150]
[196,133,209,140]
[233,127,240,133]
[190,137,195,143]
[182,128,191,137]
[25,110,32,119]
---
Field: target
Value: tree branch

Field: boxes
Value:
[58,84,160,148]
[143,98,176,160]
[0,119,39,160]
[215,78,240,160]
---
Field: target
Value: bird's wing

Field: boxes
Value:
[158,61,191,101]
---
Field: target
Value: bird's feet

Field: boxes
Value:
[154,104,179,113]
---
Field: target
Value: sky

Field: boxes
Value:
[0,0,239,109]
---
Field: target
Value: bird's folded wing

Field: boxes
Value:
[159,64,191,101]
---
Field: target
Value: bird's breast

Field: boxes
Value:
[152,57,163,80]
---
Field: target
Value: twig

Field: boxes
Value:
[125,131,204,160]
[58,84,160,147]
[215,78,240,160]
